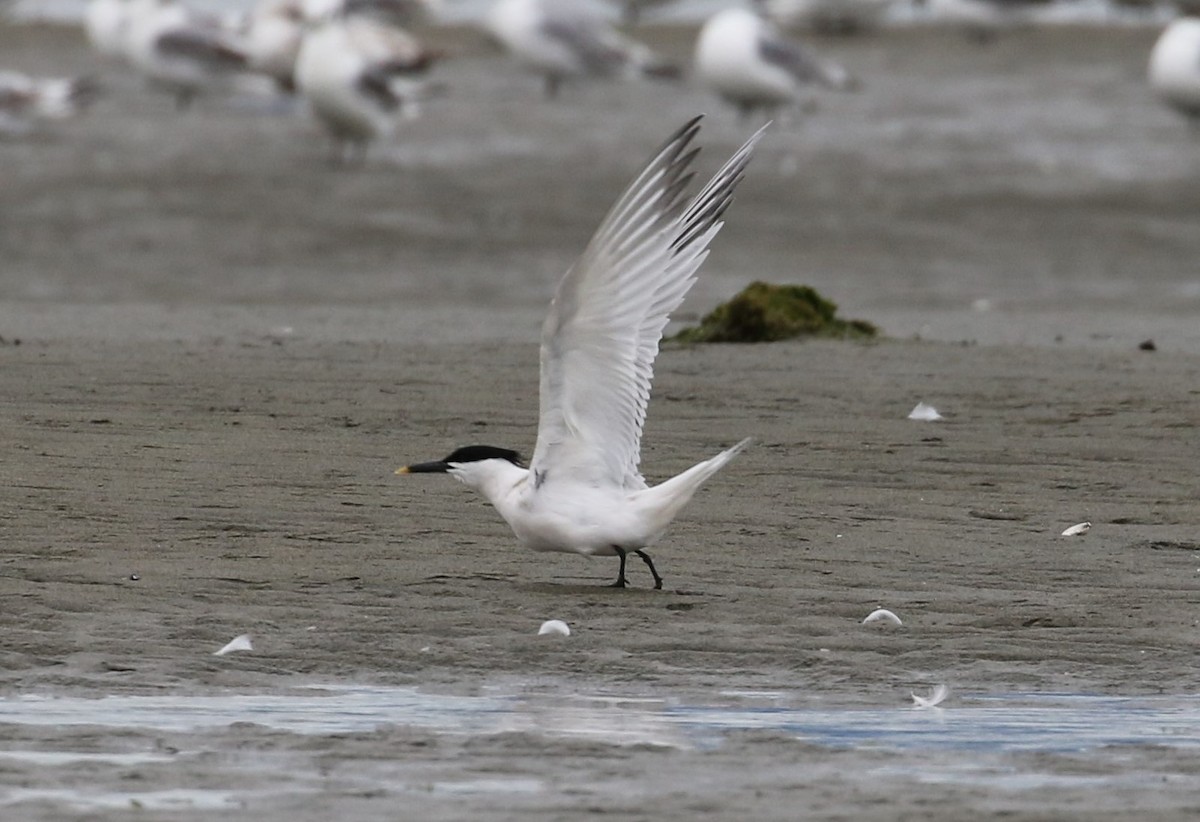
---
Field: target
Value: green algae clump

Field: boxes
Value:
[672,282,878,343]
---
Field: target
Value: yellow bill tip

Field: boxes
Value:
[394,466,411,475]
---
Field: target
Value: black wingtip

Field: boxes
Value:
[655,115,704,161]
[669,123,767,253]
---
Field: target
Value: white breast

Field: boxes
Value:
[1149,20,1200,116]
[695,9,796,107]
[296,23,386,141]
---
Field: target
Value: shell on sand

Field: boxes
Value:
[214,634,254,656]
[538,619,571,637]
[862,608,903,626]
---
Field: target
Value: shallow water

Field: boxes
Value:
[2,687,1197,814]
[2,787,241,812]
[2,686,1197,751]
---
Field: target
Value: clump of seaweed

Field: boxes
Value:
[671,281,878,343]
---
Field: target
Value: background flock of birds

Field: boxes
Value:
[1,0,1200,162]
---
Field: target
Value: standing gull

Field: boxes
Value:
[294,2,438,164]
[605,0,679,27]
[244,0,436,96]
[922,0,1052,42]
[485,0,679,98]
[0,70,95,135]
[398,117,762,589]
[122,0,250,109]
[757,0,897,34]
[1148,18,1200,126]
[302,0,439,24]
[241,0,307,93]
[695,6,854,121]
[85,0,132,61]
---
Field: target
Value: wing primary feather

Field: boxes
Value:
[659,166,698,222]
[670,124,768,253]
[531,118,766,489]
[599,136,703,259]
[594,116,702,229]
[672,175,740,252]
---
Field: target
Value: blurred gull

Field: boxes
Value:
[695,6,855,120]
[242,0,307,93]
[605,0,679,27]
[397,118,761,589]
[485,0,679,98]
[922,0,1052,42]
[122,0,250,109]
[0,70,96,135]
[304,0,343,17]
[1148,18,1200,126]
[85,0,132,61]
[242,0,438,96]
[757,0,897,34]
[302,0,440,24]
[294,0,438,163]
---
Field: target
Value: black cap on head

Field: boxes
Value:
[442,445,523,467]
[399,445,523,475]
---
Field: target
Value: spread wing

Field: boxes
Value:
[531,117,765,490]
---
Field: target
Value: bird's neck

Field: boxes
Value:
[451,460,529,510]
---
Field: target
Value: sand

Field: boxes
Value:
[1,19,1199,821]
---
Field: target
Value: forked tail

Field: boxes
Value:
[640,437,752,529]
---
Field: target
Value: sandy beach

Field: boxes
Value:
[2,17,1200,820]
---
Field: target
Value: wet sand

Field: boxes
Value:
[2,19,1200,821]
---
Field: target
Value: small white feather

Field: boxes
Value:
[537,619,570,637]
[908,402,943,421]
[862,608,903,626]
[1061,522,1091,536]
[213,634,253,656]
[911,684,949,709]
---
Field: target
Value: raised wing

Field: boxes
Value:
[531,117,765,490]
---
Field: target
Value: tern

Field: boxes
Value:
[398,117,762,589]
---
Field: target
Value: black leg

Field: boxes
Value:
[610,547,628,588]
[634,550,663,590]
